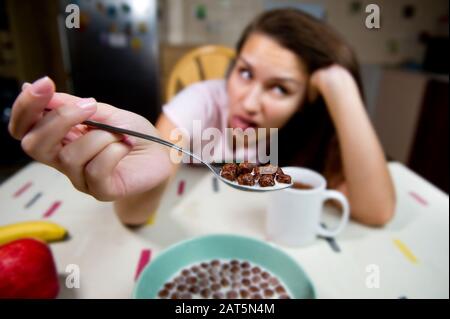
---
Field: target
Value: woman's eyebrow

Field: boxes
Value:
[238,56,303,86]
[271,77,302,86]
[237,56,252,69]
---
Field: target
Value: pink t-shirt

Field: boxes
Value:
[162,79,259,163]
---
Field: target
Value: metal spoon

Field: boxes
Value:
[81,119,293,192]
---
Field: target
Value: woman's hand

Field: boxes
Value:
[9,77,172,201]
[308,64,361,107]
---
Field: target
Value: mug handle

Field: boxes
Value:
[316,190,350,237]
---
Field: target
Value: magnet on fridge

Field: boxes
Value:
[108,33,128,48]
[124,23,132,36]
[349,1,362,14]
[195,4,207,21]
[96,2,105,14]
[403,5,416,19]
[107,5,117,18]
[138,22,148,34]
[109,22,118,33]
[99,32,109,45]
[79,11,90,31]
[387,39,399,55]
[131,37,142,51]
[121,3,131,14]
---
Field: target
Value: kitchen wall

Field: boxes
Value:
[163,0,448,65]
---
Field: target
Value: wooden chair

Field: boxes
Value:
[165,45,235,102]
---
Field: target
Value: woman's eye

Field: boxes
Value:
[239,68,252,80]
[272,85,288,96]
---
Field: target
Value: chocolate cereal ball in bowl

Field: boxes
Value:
[133,234,315,299]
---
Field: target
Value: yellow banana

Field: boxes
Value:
[0,221,68,246]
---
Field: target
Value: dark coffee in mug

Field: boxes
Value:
[292,182,314,190]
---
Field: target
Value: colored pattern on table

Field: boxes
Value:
[177,180,185,196]
[393,239,418,264]
[13,181,33,198]
[212,177,219,192]
[25,192,43,208]
[409,191,428,207]
[135,249,152,281]
[146,211,158,226]
[43,201,62,218]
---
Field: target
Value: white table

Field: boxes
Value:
[0,162,448,299]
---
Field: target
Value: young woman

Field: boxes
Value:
[9,9,395,227]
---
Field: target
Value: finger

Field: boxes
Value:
[52,99,126,146]
[48,94,117,119]
[22,82,31,91]
[47,93,93,143]
[47,92,84,109]
[61,126,86,145]
[9,76,55,139]
[21,99,97,165]
[84,142,131,200]
[49,97,121,124]
[58,129,123,192]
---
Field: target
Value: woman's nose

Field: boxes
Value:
[242,85,262,114]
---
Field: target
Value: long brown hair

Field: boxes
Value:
[233,8,364,186]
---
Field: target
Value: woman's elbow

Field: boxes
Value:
[353,196,396,227]
[371,206,395,227]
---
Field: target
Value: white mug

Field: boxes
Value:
[266,167,350,246]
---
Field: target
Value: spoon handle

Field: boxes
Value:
[83,120,180,151]
[82,120,205,164]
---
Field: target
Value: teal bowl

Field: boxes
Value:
[133,234,316,299]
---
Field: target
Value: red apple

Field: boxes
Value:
[0,238,59,298]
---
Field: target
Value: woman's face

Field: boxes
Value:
[227,33,308,133]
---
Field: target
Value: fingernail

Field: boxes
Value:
[30,76,52,96]
[76,98,96,110]
[21,82,31,91]
[64,131,80,142]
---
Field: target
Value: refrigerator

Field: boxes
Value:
[58,0,160,122]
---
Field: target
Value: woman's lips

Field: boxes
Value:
[230,116,258,130]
